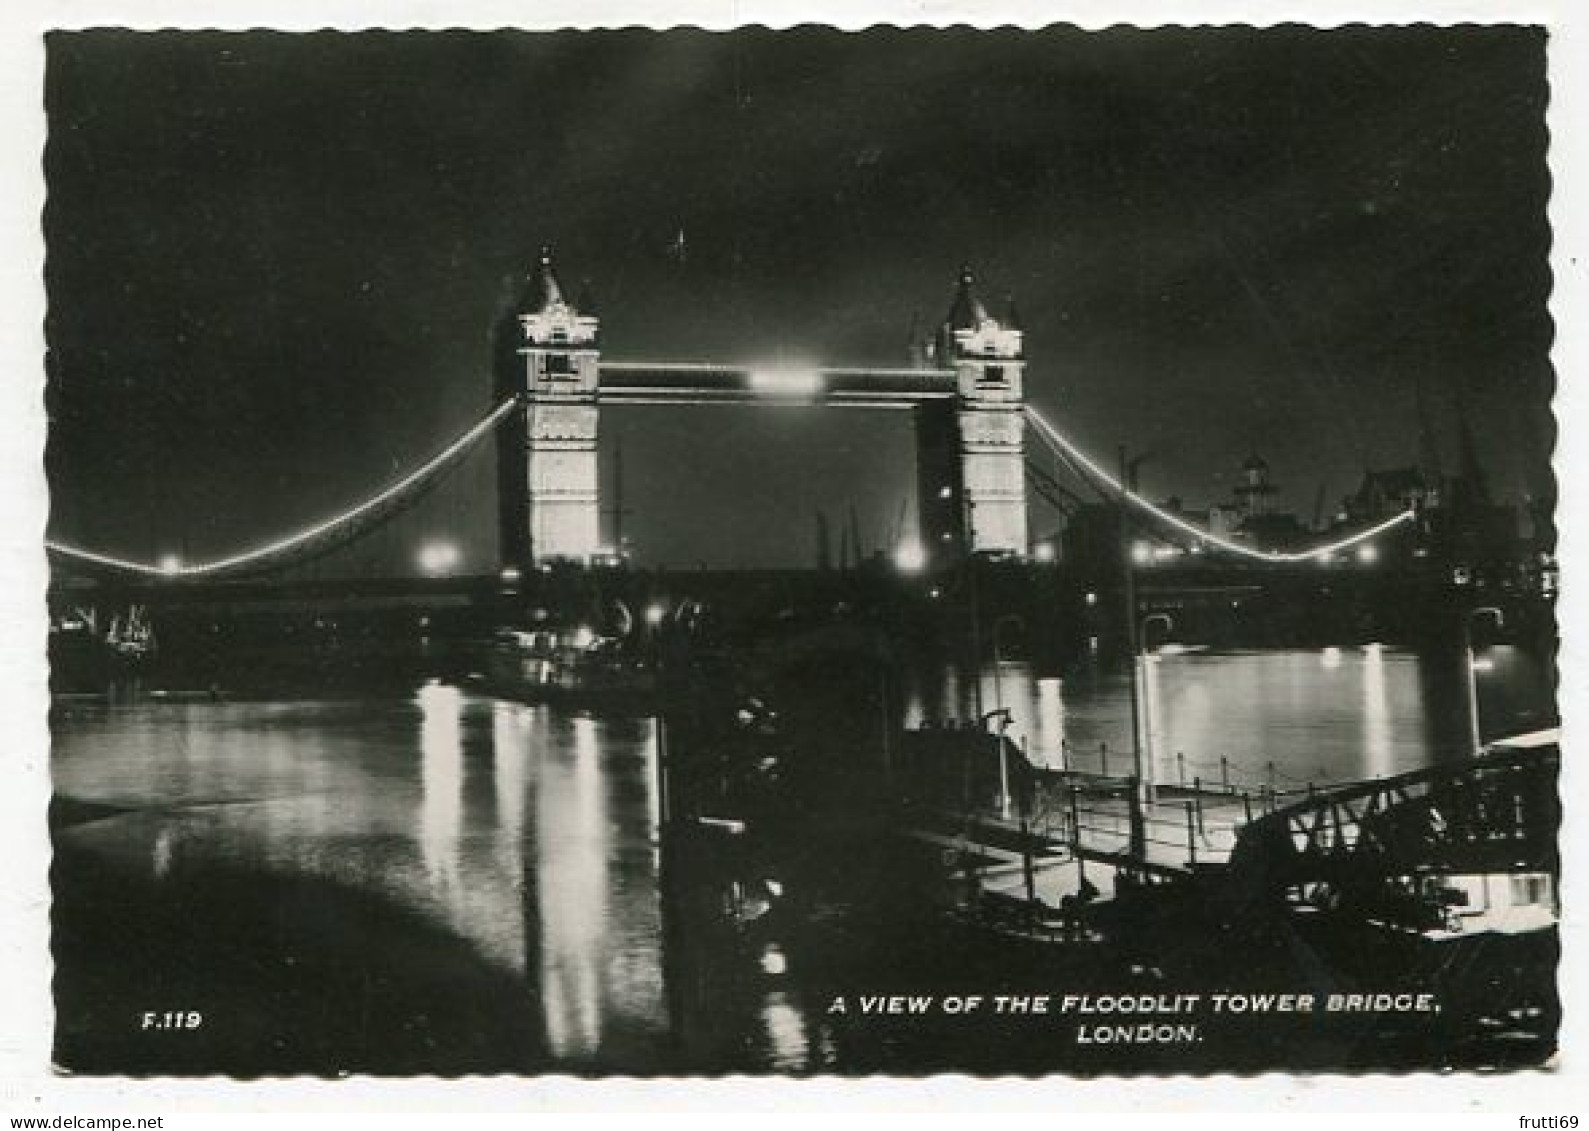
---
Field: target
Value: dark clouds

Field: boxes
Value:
[44,27,1551,569]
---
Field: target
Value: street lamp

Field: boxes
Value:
[893,540,927,573]
[418,540,461,576]
[989,613,1025,818]
[1463,606,1504,753]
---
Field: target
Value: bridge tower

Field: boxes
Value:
[497,248,603,565]
[916,267,1029,559]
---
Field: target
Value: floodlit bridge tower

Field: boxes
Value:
[493,254,1030,572]
[496,248,603,567]
[916,267,1029,559]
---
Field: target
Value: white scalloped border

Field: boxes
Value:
[1,1,1580,1116]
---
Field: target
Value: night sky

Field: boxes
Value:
[43,26,1552,571]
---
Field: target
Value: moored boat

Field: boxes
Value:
[469,624,659,712]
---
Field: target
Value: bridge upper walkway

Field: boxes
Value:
[597,361,958,407]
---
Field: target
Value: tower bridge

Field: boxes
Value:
[496,249,1029,571]
[46,248,1413,584]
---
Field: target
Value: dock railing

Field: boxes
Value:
[900,726,1377,875]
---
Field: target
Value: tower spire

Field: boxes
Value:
[946,263,989,330]
[530,244,565,311]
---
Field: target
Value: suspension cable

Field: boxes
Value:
[46,393,1412,577]
[47,397,520,579]
[1022,404,1416,562]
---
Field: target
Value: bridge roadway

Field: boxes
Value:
[46,565,918,616]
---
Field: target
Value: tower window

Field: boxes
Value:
[979,365,1006,386]
[545,353,573,378]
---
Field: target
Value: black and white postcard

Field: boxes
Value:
[3,0,1584,1109]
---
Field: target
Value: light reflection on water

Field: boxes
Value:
[904,645,1499,787]
[418,681,464,899]
[49,645,1551,1072]
[52,687,670,1067]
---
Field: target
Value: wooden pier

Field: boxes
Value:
[895,728,1561,922]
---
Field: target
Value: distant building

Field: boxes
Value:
[1337,461,1519,571]
[1234,454,1277,518]
[1224,454,1311,549]
[1342,466,1431,525]
[1208,504,1244,540]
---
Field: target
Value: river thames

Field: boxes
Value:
[48,643,1554,1074]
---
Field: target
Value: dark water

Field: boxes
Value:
[905,643,1556,787]
[49,646,1555,1074]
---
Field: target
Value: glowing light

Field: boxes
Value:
[749,366,823,398]
[645,603,668,627]
[759,945,789,976]
[1356,544,1379,564]
[571,626,595,649]
[938,486,954,500]
[1131,542,1153,565]
[1084,591,1098,606]
[1022,405,1415,562]
[157,554,183,575]
[418,540,461,575]
[500,566,522,583]
[893,541,927,572]
[1471,656,1495,673]
[1033,543,1056,563]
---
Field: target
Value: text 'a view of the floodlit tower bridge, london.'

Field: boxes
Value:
[47,246,1560,1073]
